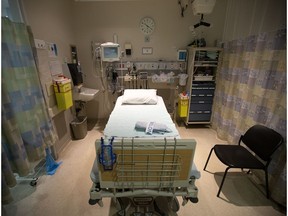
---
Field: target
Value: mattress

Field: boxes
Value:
[104,96,179,138]
[91,95,201,181]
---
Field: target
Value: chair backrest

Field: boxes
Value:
[241,125,283,162]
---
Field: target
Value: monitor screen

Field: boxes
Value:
[104,47,118,59]
[177,50,187,61]
[101,42,120,62]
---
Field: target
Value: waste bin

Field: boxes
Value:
[70,116,87,140]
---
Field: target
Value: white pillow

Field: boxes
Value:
[122,89,158,104]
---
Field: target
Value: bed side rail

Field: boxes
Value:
[89,138,198,208]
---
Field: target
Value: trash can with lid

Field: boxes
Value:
[70,116,87,140]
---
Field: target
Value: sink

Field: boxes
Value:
[73,87,99,102]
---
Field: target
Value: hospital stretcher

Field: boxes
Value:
[89,91,199,215]
[89,138,199,215]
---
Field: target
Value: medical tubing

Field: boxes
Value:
[120,54,124,91]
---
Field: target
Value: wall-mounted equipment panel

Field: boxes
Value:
[113,61,186,71]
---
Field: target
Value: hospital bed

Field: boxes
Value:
[89,89,200,215]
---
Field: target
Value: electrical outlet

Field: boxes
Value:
[137,63,144,70]
[151,63,158,69]
[142,47,153,55]
[34,39,46,49]
[158,63,166,70]
[144,35,150,42]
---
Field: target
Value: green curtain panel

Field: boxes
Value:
[212,29,286,205]
[1,17,58,204]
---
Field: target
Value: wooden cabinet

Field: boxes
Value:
[185,47,222,124]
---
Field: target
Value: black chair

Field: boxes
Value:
[203,125,283,198]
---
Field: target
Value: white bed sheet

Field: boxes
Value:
[104,96,179,138]
[99,95,201,179]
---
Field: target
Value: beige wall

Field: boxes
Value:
[21,0,228,121]
[22,0,75,62]
[71,0,227,119]
[19,0,285,149]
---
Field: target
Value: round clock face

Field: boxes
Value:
[140,17,155,35]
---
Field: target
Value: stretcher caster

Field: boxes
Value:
[189,197,198,203]
[182,196,198,206]
[30,178,38,187]
[88,199,103,207]
[88,199,98,205]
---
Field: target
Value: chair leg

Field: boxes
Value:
[265,169,270,199]
[203,147,214,171]
[217,167,230,197]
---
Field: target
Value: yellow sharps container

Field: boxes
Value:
[53,78,73,110]
[178,93,189,117]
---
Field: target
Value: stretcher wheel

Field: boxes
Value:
[189,197,199,203]
[30,178,38,187]
[88,199,99,205]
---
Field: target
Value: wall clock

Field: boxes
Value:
[140,17,155,35]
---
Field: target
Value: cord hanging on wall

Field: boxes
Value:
[178,0,189,17]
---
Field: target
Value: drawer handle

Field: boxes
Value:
[199,101,205,103]
[207,94,213,97]
[199,94,205,96]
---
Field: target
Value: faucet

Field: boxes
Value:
[75,84,83,93]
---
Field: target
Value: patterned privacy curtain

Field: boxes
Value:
[2,17,58,203]
[212,28,286,205]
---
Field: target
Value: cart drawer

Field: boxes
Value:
[192,81,215,88]
[189,111,211,122]
[190,95,214,102]
[191,88,215,96]
[189,102,212,111]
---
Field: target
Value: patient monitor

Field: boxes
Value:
[100,42,120,62]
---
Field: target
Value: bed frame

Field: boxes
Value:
[89,138,199,215]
